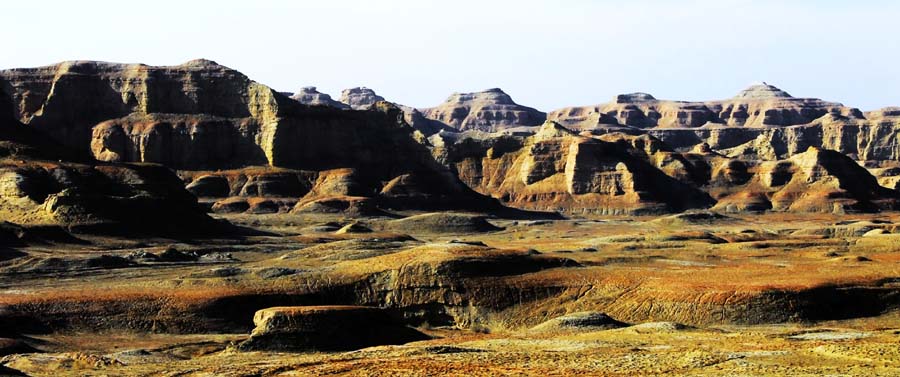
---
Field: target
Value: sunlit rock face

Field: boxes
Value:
[339,87,385,110]
[1,60,502,216]
[433,120,900,214]
[420,88,546,132]
[289,86,349,109]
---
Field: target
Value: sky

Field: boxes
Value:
[2,0,899,112]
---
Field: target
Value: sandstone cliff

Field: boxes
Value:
[0,160,221,234]
[431,121,715,214]
[4,61,898,216]
[1,85,221,235]
[548,83,859,130]
[543,83,900,166]
[708,147,900,213]
[1,60,502,214]
[433,121,899,214]
[1,59,279,158]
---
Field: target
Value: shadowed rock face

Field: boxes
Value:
[0,161,221,235]
[0,76,221,236]
[421,88,546,132]
[0,90,75,161]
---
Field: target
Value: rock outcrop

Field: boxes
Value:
[733,82,793,99]
[432,121,715,214]
[548,83,859,130]
[433,120,899,214]
[530,312,627,332]
[0,84,220,235]
[237,306,429,351]
[289,87,348,109]
[0,161,221,235]
[421,88,546,132]
[339,87,385,110]
[544,83,900,166]
[1,59,274,158]
[399,105,455,136]
[710,147,900,213]
[380,212,501,234]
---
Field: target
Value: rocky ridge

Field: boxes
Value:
[0,61,504,216]
[3,61,899,216]
[432,120,900,214]
[548,83,858,130]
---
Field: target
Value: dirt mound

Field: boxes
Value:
[236,306,429,352]
[382,213,501,234]
[626,322,693,333]
[211,197,296,214]
[531,312,627,332]
[651,210,733,226]
[291,196,387,217]
[17,255,134,273]
[334,222,372,234]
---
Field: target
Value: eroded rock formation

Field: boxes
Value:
[432,121,716,214]
[421,88,546,132]
[433,121,899,214]
[1,61,501,214]
[3,61,898,216]
[237,306,429,352]
[0,161,220,235]
[549,83,859,130]
[540,83,899,168]
[339,87,385,110]
[709,147,900,213]
[289,87,348,109]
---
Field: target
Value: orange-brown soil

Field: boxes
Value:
[0,211,898,375]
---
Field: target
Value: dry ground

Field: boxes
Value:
[1,211,898,376]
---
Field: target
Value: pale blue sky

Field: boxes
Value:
[3,0,898,111]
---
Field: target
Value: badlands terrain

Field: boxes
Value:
[0,60,898,376]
